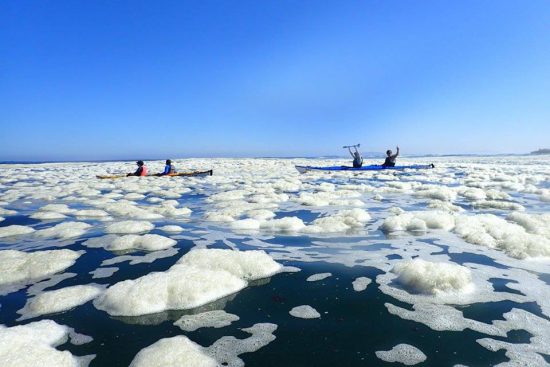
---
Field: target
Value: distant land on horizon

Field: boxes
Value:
[1,151,548,165]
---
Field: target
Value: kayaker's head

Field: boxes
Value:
[136,160,144,166]
[386,150,392,156]
[166,159,172,165]
[353,151,361,159]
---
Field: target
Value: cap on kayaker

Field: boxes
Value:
[136,160,144,166]
[166,159,172,165]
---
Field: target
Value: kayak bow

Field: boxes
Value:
[96,170,213,179]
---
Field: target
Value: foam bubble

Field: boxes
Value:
[35,222,91,239]
[352,277,371,292]
[306,273,332,282]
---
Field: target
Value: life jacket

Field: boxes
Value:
[140,165,148,176]
[169,165,176,174]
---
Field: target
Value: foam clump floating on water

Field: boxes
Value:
[304,208,371,233]
[38,204,75,214]
[34,222,91,239]
[454,214,550,259]
[392,259,473,295]
[260,217,306,232]
[380,210,455,232]
[375,343,427,365]
[158,225,184,233]
[174,310,239,331]
[17,284,105,320]
[129,335,217,367]
[84,234,176,251]
[352,277,371,292]
[0,320,95,367]
[105,220,155,234]
[30,211,67,220]
[176,248,283,281]
[130,322,277,367]
[306,273,332,282]
[0,224,35,238]
[95,249,282,316]
[0,249,81,294]
[289,305,321,319]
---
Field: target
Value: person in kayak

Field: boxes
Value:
[157,159,176,176]
[348,146,363,168]
[382,146,399,167]
[127,160,148,176]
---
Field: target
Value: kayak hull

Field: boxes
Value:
[96,170,213,179]
[295,164,434,173]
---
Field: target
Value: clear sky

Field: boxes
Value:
[1,0,549,160]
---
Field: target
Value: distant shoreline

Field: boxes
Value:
[0,152,543,165]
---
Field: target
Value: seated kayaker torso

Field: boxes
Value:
[349,147,363,168]
[382,146,399,167]
[127,160,148,176]
[160,159,176,175]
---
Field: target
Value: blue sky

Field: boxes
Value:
[1,0,549,160]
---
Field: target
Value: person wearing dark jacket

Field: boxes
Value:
[127,160,148,176]
[382,146,399,167]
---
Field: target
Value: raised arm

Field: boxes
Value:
[348,147,355,158]
[392,146,400,158]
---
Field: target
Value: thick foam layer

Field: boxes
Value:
[105,221,155,234]
[0,225,35,238]
[84,234,177,252]
[0,320,94,367]
[0,249,81,295]
[392,259,473,295]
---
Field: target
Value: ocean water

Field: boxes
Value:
[0,156,549,366]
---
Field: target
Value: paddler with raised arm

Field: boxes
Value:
[346,144,363,168]
[382,146,399,167]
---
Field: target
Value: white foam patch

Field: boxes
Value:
[174,310,240,331]
[454,214,550,259]
[17,284,105,320]
[0,225,35,238]
[73,209,110,218]
[30,211,67,220]
[381,210,455,232]
[38,204,75,214]
[130,322,277,367]
[375,344,427,365]
[289,305,321,319]
[392,259,473,295]
[34,222,91,239]
[129,335,217,367]
[158,225,184,233]
[176,249,283,281]
[306,273,332,282]
[304,208,371,233]
[105,220,155,234]
[90,267,119,279]
[352,277,372,292]
[84,234,176,251]
[0,320,94,367]
[476,308,550,366]
[259,217,306,232]
[96,249,282,316]
[0,249,81,295]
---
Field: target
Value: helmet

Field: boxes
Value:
[136,160,144,166]
[166,159,172,165]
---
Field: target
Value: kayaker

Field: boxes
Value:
[127,160,148,176]
[158,159,176,176]
[382,146,399,167]
[348,146,363,168]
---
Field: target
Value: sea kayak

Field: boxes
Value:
[295,164,434,174]
[96,170,213,179]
